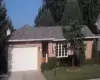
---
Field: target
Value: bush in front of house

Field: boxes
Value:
[41,57,60,72]
[84,59,95,65]
[47,57,56,70]
[41,62,47,72]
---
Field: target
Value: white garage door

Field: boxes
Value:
[10,47,38,72]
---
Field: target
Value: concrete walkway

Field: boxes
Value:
[8,71,46,80]
[89,78,100,80]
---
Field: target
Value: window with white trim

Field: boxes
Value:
[55,42,68,58]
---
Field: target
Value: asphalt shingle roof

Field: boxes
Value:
[82,25,96,38]
[9,25,65,41]
[9,25,98,41]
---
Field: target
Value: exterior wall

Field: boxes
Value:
[9,39,94,71]
[48,41,56,57]
[84,40,94,59]
[9,41,42,71]
[47,40,94,60]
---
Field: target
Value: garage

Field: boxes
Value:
[9,46,38,72]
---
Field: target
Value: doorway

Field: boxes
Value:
[42,41,48,63]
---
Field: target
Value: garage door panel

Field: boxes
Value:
[10,47,38,72]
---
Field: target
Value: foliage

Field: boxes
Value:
[43,0,67,24]
[84,59,95,65]
[35,0,100,32]
[60,3,68,26]
[84,59,100,65]
[0,0,8,75]
[35,0,83,26]
[67,0,83,24]
[41,62,47,72]
[78,0,100,31]
[62,20,85,66]
[62,20,85,52]
[92,39,100,64]
[35,9,55,26]
[41,57,56,72]
[6,17,15,32]
[34,7,45,26]
[47,57,56,70]
[34,0,68,26]
[0,0,14,76]
[92,39,97,59]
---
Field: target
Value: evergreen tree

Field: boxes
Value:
[43,0,67,24]
[35,0,83,26]
[34,7,45,26]
[60,0,82,26]
[60,3,68,26]
[78,0,100,27]
[6,17,15,32]
[0,0,9,74]
[35,9,55,26]
[67,0,82,24]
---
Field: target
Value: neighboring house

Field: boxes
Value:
[8,25,100,72]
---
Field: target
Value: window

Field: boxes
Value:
[56,42,68,58]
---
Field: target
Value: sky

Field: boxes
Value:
[5,0,42,29]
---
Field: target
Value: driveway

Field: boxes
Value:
[8,71,46,80]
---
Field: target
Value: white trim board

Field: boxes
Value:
[8,36,100,42]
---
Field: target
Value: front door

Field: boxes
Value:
[42,41,48,63]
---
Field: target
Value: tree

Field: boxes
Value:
[62,20,85,67]
[43,0,67,24]
[6,17,15,32]
[0,0,9,75]
[60,0,83,26]
[92,39,100,64]
[67,0,82,24]
[60,3,68,26]
[35,9,55,26]
[78,0,100,33]
[34,7,45,26]
[35,0,83,26]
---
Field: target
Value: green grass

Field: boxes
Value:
[43,65,100,80]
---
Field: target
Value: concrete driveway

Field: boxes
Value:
[8,71,46,80]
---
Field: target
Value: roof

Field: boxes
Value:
[8,25,100,42]
[82,25,99,38]
[9,25,65,42]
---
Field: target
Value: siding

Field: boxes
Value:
[84,40,94,59]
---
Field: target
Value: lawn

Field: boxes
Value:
[43,65,100,80]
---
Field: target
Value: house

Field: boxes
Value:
[8,25,100,72]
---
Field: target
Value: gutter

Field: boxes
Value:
[8,38,66,42]
[8,36,100,42]
[85,36,100,39]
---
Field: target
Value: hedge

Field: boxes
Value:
[41,57,59,72]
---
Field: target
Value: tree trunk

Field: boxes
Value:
[72,56,74,67]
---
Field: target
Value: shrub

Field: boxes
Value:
[84,59,95,65]
[41,62,47,72]
[92,39,98,59]
[41,57,61,71]
[47,57,56,70]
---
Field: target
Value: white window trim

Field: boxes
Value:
[56,42,68,58]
